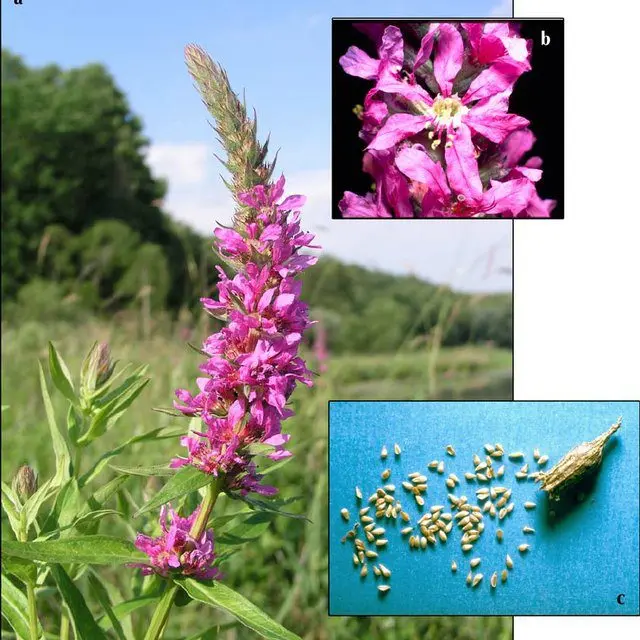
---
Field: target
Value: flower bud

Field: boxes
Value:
[12,465,38,502]
[95,343,114,387]
[81,342,115,396]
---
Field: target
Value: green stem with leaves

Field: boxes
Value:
[143,475,224,640]
[26,583,38,640]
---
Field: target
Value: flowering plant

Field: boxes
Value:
[1,44,315,640]
[337,22,556,218]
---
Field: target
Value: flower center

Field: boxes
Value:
[430,94,467,129]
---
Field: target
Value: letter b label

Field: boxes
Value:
[541,30,551,46]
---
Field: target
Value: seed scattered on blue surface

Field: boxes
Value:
[340,508,349,521]
[446,445,456,456]
[381,469,391,480]
[509,451,524,460]
[381,445,388,459]
[451,560,458,572]
[472,574,483,588]
[506,554,514,569]
[378,585,391,594]
[538,455,549,465]
[524,501,536,510]
[394,443,401,456]
[518,544,530,553]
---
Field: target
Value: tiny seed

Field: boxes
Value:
[394,443,401,456]
[409,536,416,548]
[520,463,529,474]
[506,503,514,514]
[360,565,368,577]
[381,445,388,459]
[509,452,524,460]
[533,448,540,461]
[475,462,487,472]
[462,544,473,551]
[496,529,504,541]
[465,472,476,481]
[515,472,527,480]
[365,550,378,558]
[354,539,364,550]
[384,484,395,492]
[524,501,536,510]
[366,531,375,542]
[498,507,507,520]
[372,527,385,536]
[361,516,373,524]
[491,450,503,459]
[477,473,488,482]
[376,539,388,547]
[497,465,505,477]
[495,443,504,452]
[412,475,427,484]
[340,508,350,521]
[489,504,496,517]
[484,444,496,454]
[401,511,410,522]
[376,488,386,498]
[373,565,381,576]
[375,510,385,519]
[472,574,483,588]
[402,481,413,491]
[451,560,458,572]
[408,471,420,479]
[523,526,535,534]
[470,557,481,568]
[358,551,365,563]
[428,460,439,469]
[401,526,413,535]
[438,530,447,543]
[364,523,375,532]
[446,444,456,456]
[377,585,391,594]
[359,507,370,516]
[496,495,508,508]
[506,554,514,569]
[415,495,425,507]
[352,553,359,565]
[490,572,498,588]
[538,455,549,465]
[384,495,394,504]
[446,479,455,488]
[381,469,391,480]
[518,544,530,553]
[385,505,393,517]
[379,563,391,578]
[437,461,445,474]
[473,454,481,466]
[501,569,508,583]
[466,571,473,585]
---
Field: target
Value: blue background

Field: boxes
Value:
[328,401,639,615]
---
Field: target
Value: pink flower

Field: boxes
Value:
[173,175,317,494]
[132,505,222,580]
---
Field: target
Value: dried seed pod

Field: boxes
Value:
[536,418,622,499]
[381,445,388,459]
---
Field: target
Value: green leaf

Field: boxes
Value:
[2,536,145,565]
[176,578,302,640]
[1,573,38,640]
[48,342,78,407]
[49,565,108,639]
[79,425,183,486]
[78,373,149,445]
[97,596,159,631]
[1,482,22,539]
[1,555,37,586]
[67,405,83,446]
[39,363,72,487]
[134,466,211,517]
[110,463,175,477]
[258,455,293,476]
[22,477,57,533]
[39,510,121,541]
[216,512,273,546]
[238,494,308,521]
[87,572,128,640]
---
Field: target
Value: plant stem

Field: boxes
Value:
[143,476,224,640]
[26,583,38,640]
[59,609,70,640]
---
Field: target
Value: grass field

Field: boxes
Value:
[1,317,512,640]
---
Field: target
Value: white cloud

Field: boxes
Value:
[153,147,512,293]
[490,0,513,17]
[147,143,211,186]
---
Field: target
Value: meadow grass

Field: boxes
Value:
[1,317,512,639]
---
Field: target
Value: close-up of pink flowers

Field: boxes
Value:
[335,21,558,218]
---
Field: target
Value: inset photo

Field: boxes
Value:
[328,401,639,615]
[332,19,564,218]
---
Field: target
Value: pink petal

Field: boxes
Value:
[279,195,306,210]
[395,146,451,200]
[338,192,391,218]
[376,78,434,105]
[414,24,439,70]
[463,61,523,103]
[367,113,430,151]
[339,46,379,80]
[465,93,529,143]
[481,178,536,216]
[433,23,463,96]
[379,26,404,77]
[444,124,483,201]
[502,129,536,167]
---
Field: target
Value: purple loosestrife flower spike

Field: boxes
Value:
[132,505,222,580]
[338,22,555,218]
[173,46,320,496]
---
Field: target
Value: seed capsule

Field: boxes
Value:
[394,443,401,456]
[340,508,350,521]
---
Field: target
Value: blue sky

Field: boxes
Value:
[3,0,513,292]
